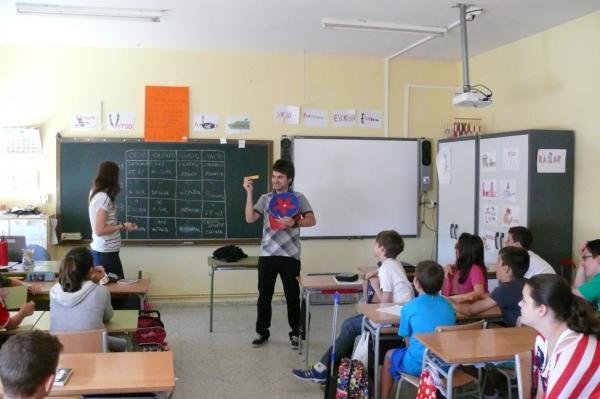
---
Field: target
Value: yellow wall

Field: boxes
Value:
[3,10,595,299]
[469,10,600,252]
[0,46,457,299]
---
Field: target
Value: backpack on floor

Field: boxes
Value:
[335,358,369,399]
[134,310,168,351]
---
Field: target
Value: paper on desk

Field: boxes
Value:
[376,305,402,316]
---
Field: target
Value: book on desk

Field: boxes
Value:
[53,367,73,386]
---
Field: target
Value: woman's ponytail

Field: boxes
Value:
[567,294,600,338]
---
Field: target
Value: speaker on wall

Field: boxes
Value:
[420,138,432,192]
[281,136,293,161]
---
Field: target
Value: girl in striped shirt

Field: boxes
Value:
[519,274,600,398]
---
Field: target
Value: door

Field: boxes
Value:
[478,134,529,264]
[437,138,477,265]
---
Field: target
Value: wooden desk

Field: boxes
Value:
[417,327,536,364]
[356,302,503,399]
[416,327,537,399]
[1,260,61,277]
[207,256,259,332]
[298,275,363,366]
[33,279,151,309]
[0,311,44,335]
[47,351,175,396]
[35,310,139,333]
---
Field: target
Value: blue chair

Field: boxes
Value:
[26,244,50,261]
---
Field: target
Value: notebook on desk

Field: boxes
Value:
[2,285,28,310]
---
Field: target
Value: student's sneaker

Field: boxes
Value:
[290,335,300,349]
[251,335,268,347]
[291,365,327,383]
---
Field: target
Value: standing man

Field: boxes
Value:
[243,159,316,348]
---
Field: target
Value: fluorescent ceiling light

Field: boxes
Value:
[15,3,167,22]
[322,18,446,36]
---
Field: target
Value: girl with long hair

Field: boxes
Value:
[442,232,488,302]
[89,161,137,278]
[49,247,126,351]
[520,274,600,398]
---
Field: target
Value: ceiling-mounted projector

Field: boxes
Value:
[453,90,492,108]
[453,4,493,108]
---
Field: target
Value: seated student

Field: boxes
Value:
[442,233,488,302]
[0,284,35,332]
[292,230,413,383]
[451,246,529,327]
[0,330,63,399]
[520,274,600,398]
[380,260,456,399]
[505,226,555,278]
[49,246,126,351]
[573,239,600,311]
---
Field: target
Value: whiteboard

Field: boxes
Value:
[292,137,420,237]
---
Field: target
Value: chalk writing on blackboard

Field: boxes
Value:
[125,149,227,239]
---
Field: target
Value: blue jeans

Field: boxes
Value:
[320,313,364,367]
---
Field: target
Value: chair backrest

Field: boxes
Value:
[2,285,28,310]
[435,319,485,332]
[26,244,50,261]
[52,329,108,353]
[515,350,533,399]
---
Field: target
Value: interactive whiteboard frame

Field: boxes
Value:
[291,136,420,238]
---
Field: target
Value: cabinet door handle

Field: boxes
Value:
[494,232,500,249]
[500,232,505,248]
[450,223,455,239]
[453,224,458,239]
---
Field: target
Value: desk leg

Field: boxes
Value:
[209,266,215,333]
[362,317,382,399]
[137,294,144,310]
[304,289,312,366]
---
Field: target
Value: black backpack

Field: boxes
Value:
[212,245,248,262]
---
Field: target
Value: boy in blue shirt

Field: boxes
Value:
[380,260,456,399]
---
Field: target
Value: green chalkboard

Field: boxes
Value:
[57,136,272,244]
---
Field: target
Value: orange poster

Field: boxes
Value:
[144,86,189,141]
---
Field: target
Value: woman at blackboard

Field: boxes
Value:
[88,161,137,278]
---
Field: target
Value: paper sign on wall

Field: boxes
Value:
[71,112,98,131]
[499,179,517,202]
[481,151,497,172]
[436,147,452,185]
[193,113,219,132]
[145,86,189,142]
[537,149,566,173]
[274,105,300,125]
[501,205,520,226]
[332,109,356,128]
[106,112,134,131]
[303,109,328,128]
[357,110,382,128]
[502,148,519,171]
[226,116,251,134]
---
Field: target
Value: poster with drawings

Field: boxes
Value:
[481,179,497,200]
[481,151,497,172]
[499,179,517,202]
[502,148,519,171]
[480,230,497,252]
[482,203,499,226]
[501,205,520,226]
